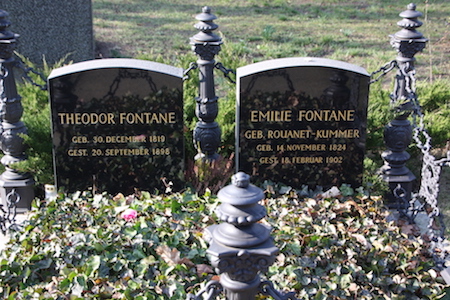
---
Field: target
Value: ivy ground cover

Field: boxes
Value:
[0,190,446,299]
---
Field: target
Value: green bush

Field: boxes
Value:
[8,47,450,195]
[0,190,446,299]
[418,80,450,147]
[366,82,393,152]
[366,79,450,150]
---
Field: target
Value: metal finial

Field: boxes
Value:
[395,3,424,38]
[232,172,250,188]
[218,173,264,206]
[196,6,217,23]
[204,173,279,298]
[0,10,15,41]
[390,3,427,59]
[0,10,10,28]
[407,3,416,10]
[193,7,219,39]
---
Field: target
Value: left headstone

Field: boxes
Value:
[1,0,94,65]
[48,59,184,194]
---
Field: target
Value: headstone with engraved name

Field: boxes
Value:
[237,57,370,189]
[48,59,184,194]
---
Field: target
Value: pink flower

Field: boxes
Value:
[121,208,137,221]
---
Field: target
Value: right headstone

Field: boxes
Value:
[237,57,370,190]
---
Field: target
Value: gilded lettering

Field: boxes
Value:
[58,113,116,125]
[297,110,355,122]
[119,112,176,124]
[280,156,324,164]
[244,130,264,139]
[285,144,326,151]
[250,110,292,122]
[315,129,359,138]
[267,130,312,139]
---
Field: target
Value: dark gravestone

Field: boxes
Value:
[48,59,184,194]
[237,57,370,189]
[1,0,94,65]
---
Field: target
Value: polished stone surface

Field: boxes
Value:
[49,59,184,194]
[237,57,370,189]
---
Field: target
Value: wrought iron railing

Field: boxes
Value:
[372,3,450,273]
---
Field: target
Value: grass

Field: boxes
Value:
[92,0,450,84]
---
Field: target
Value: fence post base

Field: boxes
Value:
[0,176,34,213]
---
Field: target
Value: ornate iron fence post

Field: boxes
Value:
[190,6,222,161]
[379,3,427,207]
[205,172,279,299]
[0,10,34,213]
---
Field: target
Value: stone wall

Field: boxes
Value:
[0,0,94,65]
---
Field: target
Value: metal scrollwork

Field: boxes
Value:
[0,188,19,233]
[260,281,298,300]
[374,3,450,270]
[183,62,198,81]
[215,62,236,84]
[369,60,397,84]
[211,252,274,282]
[186,280,223,300]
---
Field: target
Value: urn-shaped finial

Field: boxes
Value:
[390,3,427,61]
[205,173,278,299]
[191,6,221,45]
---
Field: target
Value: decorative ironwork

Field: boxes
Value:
[189,6,235,161]
[186,172,297,299]
[183,62,198,81]
[186,280,223,300]
[0,10,34,221]
[369,60,397,84]
[214,62,236,84]
[379,3,427,208]
[189,6,222,161]
[410,90,450,269]
[0,188,19,234]
[374,3,450,271]
[260,281,298,300]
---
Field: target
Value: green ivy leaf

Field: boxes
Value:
[71,274,87,297]
[85,255,101,277]
[35,258,52,271]
[123,227,138,238]
[59,278,71,290]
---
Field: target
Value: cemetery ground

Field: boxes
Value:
[91,0,450,229]
[1,0,450,299]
